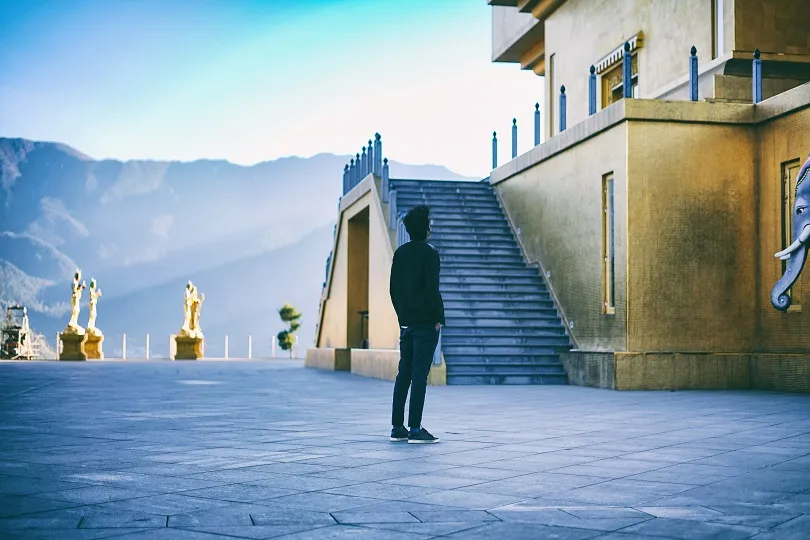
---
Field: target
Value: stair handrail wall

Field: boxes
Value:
[488,183,579,351]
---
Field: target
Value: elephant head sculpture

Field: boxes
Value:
[772,154,810,310]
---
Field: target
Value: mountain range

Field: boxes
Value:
[0,137,473,357]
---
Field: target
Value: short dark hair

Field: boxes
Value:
[403,204,430,241]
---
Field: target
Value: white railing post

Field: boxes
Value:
[272,340,276,359]
[56,332,60,359]
[145,333,150,360]
[122,333,127,360]
[169,334,174,360]
[248,335,252,359]
[225,335,229,359]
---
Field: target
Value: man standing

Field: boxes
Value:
[389,204,445,444]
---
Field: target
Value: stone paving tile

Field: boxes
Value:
[1,360,809,539]
[0,495,86,518]
[179,482,300,503]
[177,525,328,539]
[266,492,382,512]
[0,528,146,540]
[88,493,233,515]
[488,506,652,531]
[264,524,430,539]
[405,488,528,509]
[77,512,168,528]
[322,481,441,501]
[442,521,602,539]
[355,521,489,536]
[634,505,726,520]
[408,509,499,522]
[617,517,764,539]
[331,510,419,524]
[625,462,745,485]
[108,529,259,539]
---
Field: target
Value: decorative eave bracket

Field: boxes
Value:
[595,32,644,75]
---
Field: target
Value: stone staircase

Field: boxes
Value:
[391,179,571,385]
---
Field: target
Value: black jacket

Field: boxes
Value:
[389,240,446,327]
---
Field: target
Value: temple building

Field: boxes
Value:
[308,0,810,392]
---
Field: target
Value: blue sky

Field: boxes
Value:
[0,0,544,177]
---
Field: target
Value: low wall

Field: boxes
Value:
[561,351,810,392]
[351,349,446,386]
[560,352,615,389]
[304,348,351,371]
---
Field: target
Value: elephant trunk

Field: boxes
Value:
[771,244,808,311]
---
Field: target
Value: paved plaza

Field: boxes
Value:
[0,360,809,539]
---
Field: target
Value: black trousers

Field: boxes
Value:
[391,324,440,429]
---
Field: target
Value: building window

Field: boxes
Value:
[601,54,638,109]
[548,53,555,136]
[712,0,724,59]
[603,173,615,315]
[782,159,802,310]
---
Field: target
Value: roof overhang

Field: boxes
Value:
[490,0,567,76]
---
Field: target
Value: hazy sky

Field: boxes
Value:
[0,0,545,178]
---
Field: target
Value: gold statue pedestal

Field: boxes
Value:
[59,329,88,361]
[175,333,204,360]
[85,329,104,360]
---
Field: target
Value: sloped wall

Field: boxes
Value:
[316,175,399,350]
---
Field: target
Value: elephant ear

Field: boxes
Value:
[796,154,810,197]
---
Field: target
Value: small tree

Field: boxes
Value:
[277,303,302,358]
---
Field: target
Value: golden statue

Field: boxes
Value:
[86,278,102,335]
[65,269,87,335]
[190,289,205,337]
[181,281,195,335]
[178,281,205,339]
[175,280,205,359]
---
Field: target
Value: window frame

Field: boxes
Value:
[603,173,616,315]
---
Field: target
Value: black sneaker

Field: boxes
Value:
[390,426,409,442]
[408,428,439,444]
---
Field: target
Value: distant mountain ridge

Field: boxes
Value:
[0,137,475,356]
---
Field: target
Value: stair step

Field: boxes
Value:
[441,276,541,285]
[441,270,540,280]
[440,249,521,259]
[433,224,513,233]
[446,374,569,385]
[391,179,491,188]
[397,200,502,211]
[445,353,562,366]
[445,325,566,335]
[444,306,558,314]
[443,311,561,322]
[444,334,568,345]
[430,232,515,240]
[441,283,540,292]
[443,302,557,311]
[441,255,524,265]
[433,238,517,246]
[442,344,567,356]
[391,186,493,195]
[446,312,563,321]
[441,261,531,269]
[446,363,566,374]
[396,193,499,202]
[444,311,560,321]
[398,198,498,207]
[442,293,551,303]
